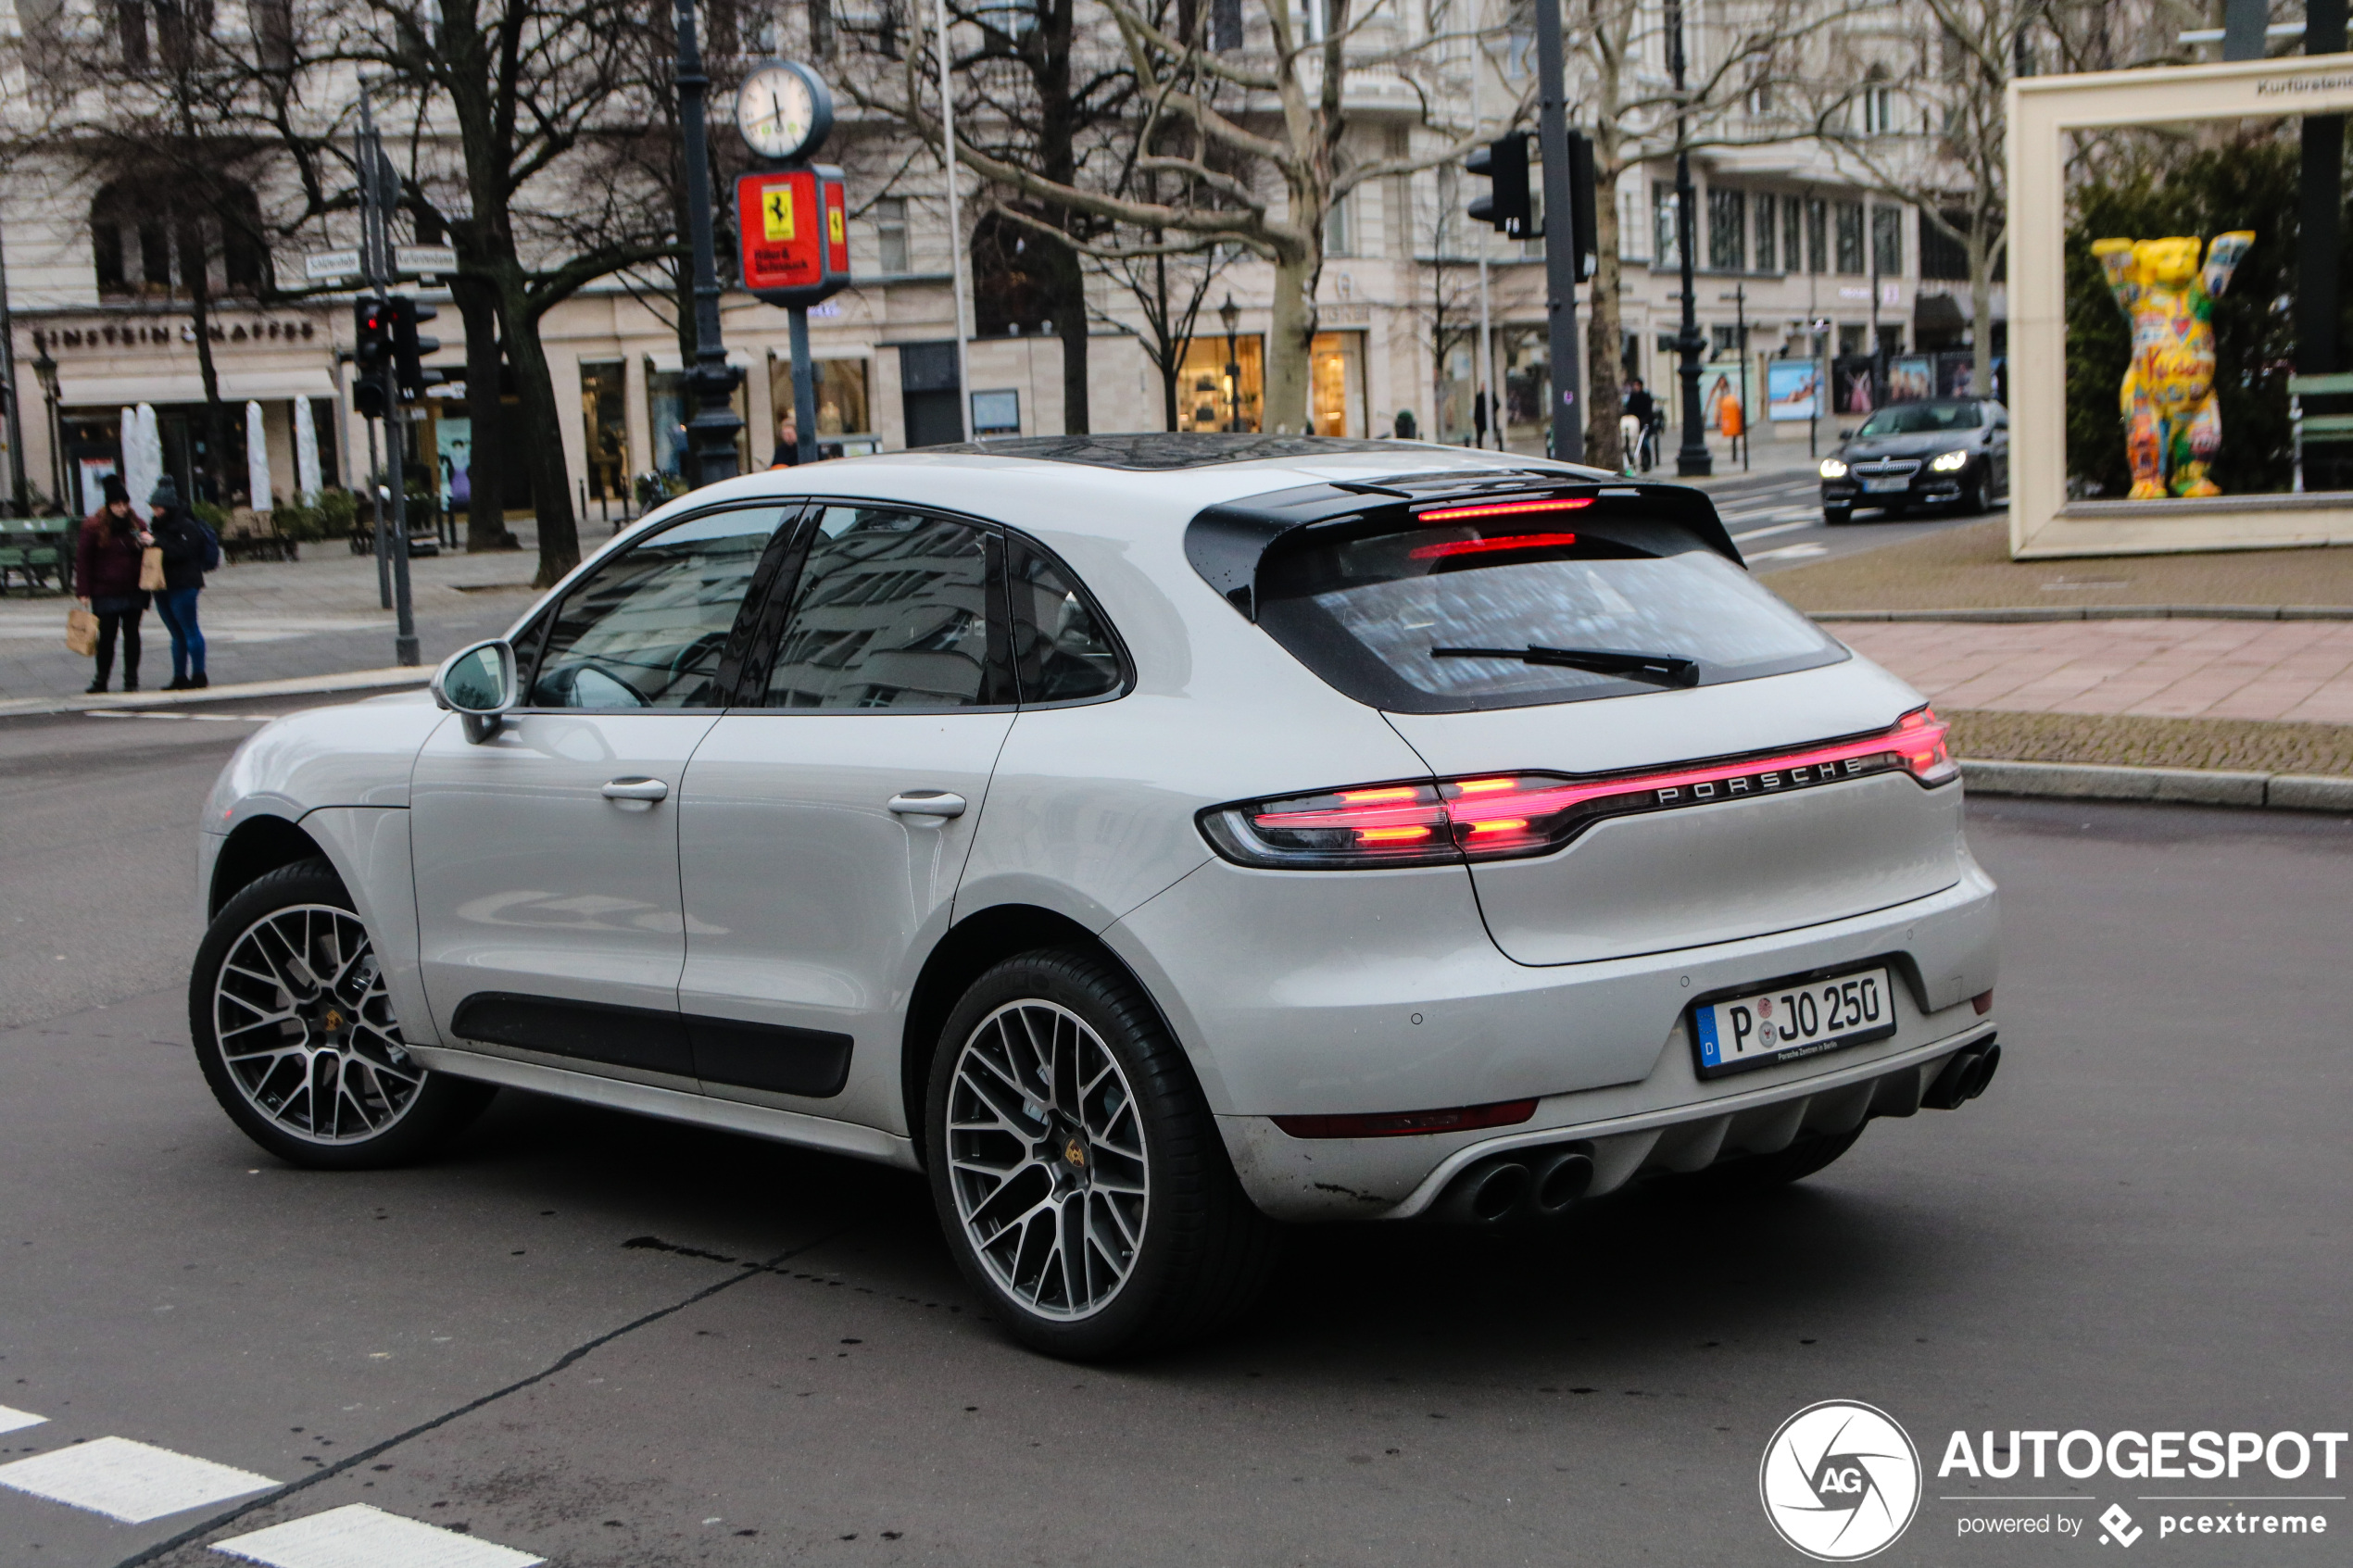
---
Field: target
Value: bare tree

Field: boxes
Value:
[849,0,1524,432]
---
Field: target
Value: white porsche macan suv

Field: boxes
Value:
[190,435,2000,1358]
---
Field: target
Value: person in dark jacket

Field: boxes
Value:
[75,475,151,694]
[145,476,210,691]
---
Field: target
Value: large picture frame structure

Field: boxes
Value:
[2009,56,2353,557]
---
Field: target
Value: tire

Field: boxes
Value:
[1960,474,1989,515]
[1822,505,1852,526]
[925,948,1281,1360]
[1674,1126,1866,1197]
[189,859,495,1170]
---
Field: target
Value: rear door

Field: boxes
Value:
[1249,508,1963,966]
[409,504,797,1078]
[675,503,1015,1130]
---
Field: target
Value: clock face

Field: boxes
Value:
[739,63,824,162]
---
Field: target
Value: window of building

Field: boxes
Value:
[1753,192,1777,272]
[808,0,834,54]
[1806,197,1828,274]
[875,196,910,274]
[90,179,268,300]
[1707,187,1745,271]
[1863,84,1897,136]
[1211,0,1241,49]
[118,0,149,66]
[1175,333,1263,432]
[1871,205,1903,276]
[1834,201,1865,274]
[1653,182,1680,270]
[253,0,293,68]
[1324,191,1354,258]
[1787,197,1806,277]
[1618,183,1647,261]
[1711,324,1742,356]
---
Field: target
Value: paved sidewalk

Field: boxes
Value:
[1841,617,2353,725]
[0,534,546,702]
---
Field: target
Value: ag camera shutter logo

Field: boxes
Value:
[1760,1400,1922,1560]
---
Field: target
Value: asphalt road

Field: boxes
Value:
[1705,469,1987,572]
[2,705,2348,1567]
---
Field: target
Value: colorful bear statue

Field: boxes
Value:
[2091,231,2255,499]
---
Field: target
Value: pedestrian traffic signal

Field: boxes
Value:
[353,298,391,374]
[1466,132,1532,238]
[387,295,444,402]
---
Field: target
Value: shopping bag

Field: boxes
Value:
[138,546,167,592]
[67,606,99,658]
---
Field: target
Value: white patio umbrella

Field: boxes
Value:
[122,404,163,511]
[245,400,272,514]
[293,397,321,503]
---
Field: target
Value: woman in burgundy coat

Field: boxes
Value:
[75,475,152,694]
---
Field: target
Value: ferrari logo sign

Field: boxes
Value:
[736,168,849,307]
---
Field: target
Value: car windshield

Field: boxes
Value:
[1253,520,1845,714]
[1856,401,1983,437]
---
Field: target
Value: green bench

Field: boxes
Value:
[0,518,74,594]
[2289,371,2353,492]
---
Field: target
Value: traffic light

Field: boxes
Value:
[1566,130,1598,283]
[353,377,387,420]
[353,297,390,374]
[387,295,443,402]
[1466,132,1532,238]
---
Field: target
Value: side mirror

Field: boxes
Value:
[431,639,518,744]
[1836,428,1855,441]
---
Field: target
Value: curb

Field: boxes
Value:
[1962,758,2353,812]
[0,666,428,719]
[1816,605,2353,623]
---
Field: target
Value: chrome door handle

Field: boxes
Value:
[600,777,670,803]
[887,791,966,819]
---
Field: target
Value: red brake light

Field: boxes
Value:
[1408,532,1579,559]
[1198,706,1958,870]
[1414,496,1593,522]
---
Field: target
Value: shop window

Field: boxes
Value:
[972,389,1020,435]
[1310,331,1365,438]
[579,360,629,503]
[767,357,872,443]
[1175,333,1262,432]
[972,210,1063,338]
[647,363,749,482]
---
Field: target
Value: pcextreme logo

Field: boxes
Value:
[1760,1400,1924,1561]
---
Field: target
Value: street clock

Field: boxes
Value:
[736,60,833,164]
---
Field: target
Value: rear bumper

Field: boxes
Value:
[1108,852,1996,1222]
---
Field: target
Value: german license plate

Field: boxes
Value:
[1863,477,1910,493]
[1690,967,1896,1079]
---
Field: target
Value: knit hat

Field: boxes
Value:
[148,474,180,509]
[102,474,130,506]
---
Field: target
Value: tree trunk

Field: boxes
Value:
[181,236,230,507]
[453,273,511,552]
[496,274,582,586]
[1265,245,1316,434]
[1047,235,1090,433]
[1583,167,1626,470]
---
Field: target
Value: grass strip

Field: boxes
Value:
[1948,708,2353,777]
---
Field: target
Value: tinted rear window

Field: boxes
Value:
[1253,519,1844,713]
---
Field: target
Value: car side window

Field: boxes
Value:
[526,507,794,709]
[758,506,1006,710]
[1008,542,1124,704]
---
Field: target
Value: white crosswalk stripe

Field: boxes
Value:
[0,1436,276,1523]
[214,1504,545,1568]
[0,1405,46,1436]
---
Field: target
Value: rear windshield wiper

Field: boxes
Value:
[1430,644,1701,688]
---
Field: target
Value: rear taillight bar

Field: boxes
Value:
[1198,707,1957,870]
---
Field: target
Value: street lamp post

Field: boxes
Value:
[1220,294,1241,433]
[1665,0,1711,477]
[674,0,744,486]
